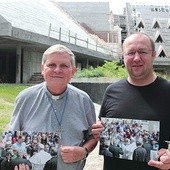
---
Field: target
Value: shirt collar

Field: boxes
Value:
[44,83,68,100]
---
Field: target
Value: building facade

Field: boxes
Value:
[0,0,113,83]
[124,3,170,73]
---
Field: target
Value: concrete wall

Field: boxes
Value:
[71,82,109,104]
[71,78,119,104]
[22,47,43,83]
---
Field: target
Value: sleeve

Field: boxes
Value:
[9,95,24,131]
[83,96,96,141]
[99,92,107,119]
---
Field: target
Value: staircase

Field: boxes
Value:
[28,72,44,84]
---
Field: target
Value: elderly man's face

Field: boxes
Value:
[41,52,76,95]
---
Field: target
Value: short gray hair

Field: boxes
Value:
[42,44,76,66]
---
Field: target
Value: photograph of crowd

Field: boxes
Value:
[99,117,160,162]
[0,131,61,170]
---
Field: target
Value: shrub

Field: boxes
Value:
[74,61,127,78]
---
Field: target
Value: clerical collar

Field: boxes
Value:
[51,89,67,100]
[45,84,68,100]
[52,95,60,100]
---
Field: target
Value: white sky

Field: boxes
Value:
[57,0,170,14]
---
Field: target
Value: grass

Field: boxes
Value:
[0,84,29,133]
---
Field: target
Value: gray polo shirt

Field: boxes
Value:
[10,82,96,170]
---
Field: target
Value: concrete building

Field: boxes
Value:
[124,2,170,73]
[112,14,127,44]
[0,0,113,83]
[58,2,110,41]
[58,1,123,60]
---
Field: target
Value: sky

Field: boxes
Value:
[57,0,170,14]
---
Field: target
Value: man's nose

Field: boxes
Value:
[54,66,62,72]
[133,52,141,59]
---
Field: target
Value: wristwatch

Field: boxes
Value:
[82,146,89,160]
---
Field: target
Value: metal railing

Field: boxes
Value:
[47,23,113,55]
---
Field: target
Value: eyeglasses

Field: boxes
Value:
[124,50,153,57]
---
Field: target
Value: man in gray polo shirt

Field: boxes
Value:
[10,44,97,170]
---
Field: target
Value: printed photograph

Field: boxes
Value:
[0,131,60,170]
[99,117,160,162]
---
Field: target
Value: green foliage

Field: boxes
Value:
[74,61,128,78]
[74,61,170,80]
[155,71,169,80]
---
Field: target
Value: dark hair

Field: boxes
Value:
[50,147,58,156]
[136,141,142,147]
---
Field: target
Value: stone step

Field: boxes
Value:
[28,72,44,84]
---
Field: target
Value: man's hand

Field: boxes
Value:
[148,149,170,170]
[60,146,86,163]
[91,120,104,141]
[14,164,30,170]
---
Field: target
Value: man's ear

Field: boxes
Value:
[41,64,44,75]
[152,51,156,59]
[71,67,77,77]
